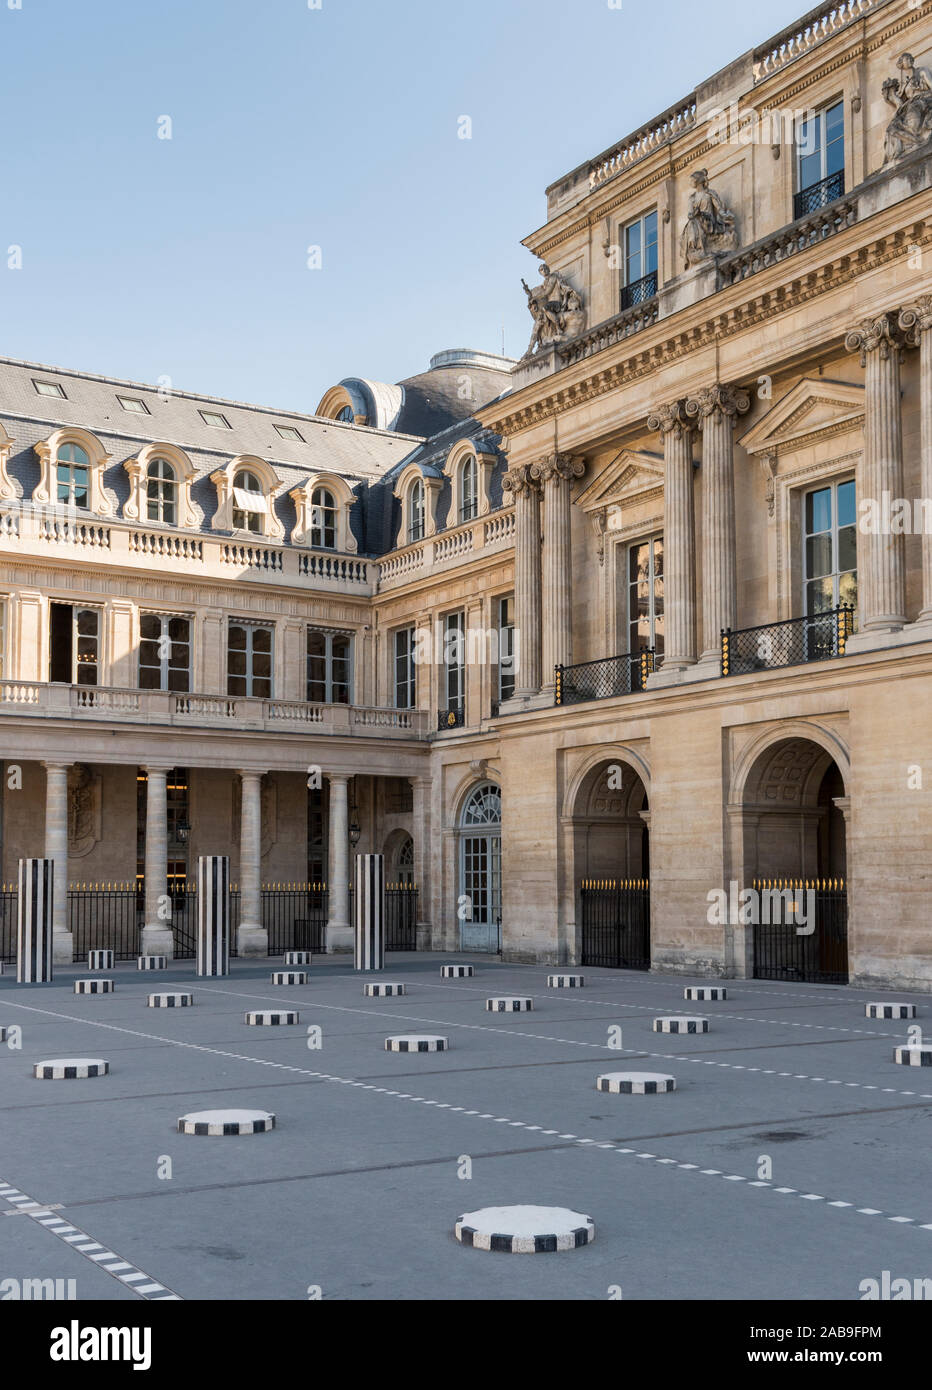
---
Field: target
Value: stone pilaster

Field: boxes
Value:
[646,399,696,684]
[900,298,932,626]
[43,761,72,964]
[326,773,352,952]
[237,770,268,957]
[410,776,433,950]
[530,453,585,696]
[141,766,174,958]
[685,383,750,668]
[845,311,908,635]
[502,465,542,700]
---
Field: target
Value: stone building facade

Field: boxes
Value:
[2,0,931,988]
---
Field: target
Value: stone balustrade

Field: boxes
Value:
[377,507,515,590]
[0,682,429,738]
[752,0,882,84]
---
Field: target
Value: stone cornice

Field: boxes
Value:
[479,206,932,438]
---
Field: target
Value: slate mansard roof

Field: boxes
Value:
[0,350,514,558]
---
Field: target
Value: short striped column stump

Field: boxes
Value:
[283,951,312,966]
[137,955,168,971]
[88,950,114,971]
[271,971,306,986]
[364,982,405,997]
[74,979,114,995]
[455,1205,594,1254]
[178,1109,275,1136]
[685,986,726,1001]
[34,1059,109,1080]
[486,997,533,1012]
[384,1035,448,1052]
[548,974,585,988]
[245,1010,299,1026]
[441,964,474,978]
[0,1026,7,1042]
[147,993,193,1008]
[597,1071,676,1095]
[867,1002,916,1019]
[653,1015,708,1034]
[893,1045,932,1067]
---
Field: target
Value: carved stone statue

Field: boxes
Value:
[882,53,932,164]
[680,168,738,268]
[521,263,585,357]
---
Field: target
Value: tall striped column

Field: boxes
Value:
[354,853,385,971]
[197,856,230,977]
[17,858,53,983]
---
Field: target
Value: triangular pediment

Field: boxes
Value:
[577,448,664,512]
[739,378,864,456]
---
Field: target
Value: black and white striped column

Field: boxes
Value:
[196,856,230,977]
[354,853,385,971]
[17,858,54,983]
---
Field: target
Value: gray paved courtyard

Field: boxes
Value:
[1,954,930,1301]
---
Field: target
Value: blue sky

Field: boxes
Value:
[1,0,808,413]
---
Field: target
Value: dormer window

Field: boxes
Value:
[310,487,337,549]
[795,100,844,218]
[621,211,658,310]
[56,443,90,509]
[459,454,478,523]
[146,458,177,525]
[232,469,264,533]
[337,406,355,424]
[409,478,425,542]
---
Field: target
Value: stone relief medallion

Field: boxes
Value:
[68,765,102,859]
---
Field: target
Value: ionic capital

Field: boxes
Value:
[502,464,539,496]
[684,383,750,428]
[529,452,586,486]
[898,296,932,346]
[844,310,907,364]
[647,399,691,436]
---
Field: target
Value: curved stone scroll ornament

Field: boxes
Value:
[683,383,751,426]
[647,399,691,437]
[529,453,586,487]
[501,464,539,497]
[844,312,907,364]
[882,53,932,165]
[898,296,932,345]
[680,169,738,269]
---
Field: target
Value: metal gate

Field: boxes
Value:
[579,880,650,970]
[752,878,848,984]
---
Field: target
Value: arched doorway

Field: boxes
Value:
[738,734,849,983]
[457,782,501,953]
[384,830,414,886]
[570,758,650,969]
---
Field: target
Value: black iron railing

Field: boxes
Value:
[620,270,658,311]
[721,606,854,677]
[438,707,465,730]
[0,887,16,962]
[70,884,139,961]
[751,878,848,985]
[794,170,845,220]
[579,879,650,970]
[555,649,654,706]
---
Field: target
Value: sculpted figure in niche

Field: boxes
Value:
[680,168,737,268]
[520,263,585,357]
[882,53,932,164]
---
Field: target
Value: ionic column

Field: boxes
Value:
[685,383,750,665]
[237,770,268,957]
[141,765,174,959]
[410,776,432,950]
[647,399,696,679]
[326,773,352,952]
[43,761,72,964]
[900,298,932,625]
[502,465,542,699]
[531,453,585,695]
[845,312,907,633]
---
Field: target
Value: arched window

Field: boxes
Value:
[310,487,337,549]
[408,478,425,543]
[458,782,502,953]
[146,458,177,525]
[396,834,414,886]
[337,405,355,423]
[459,454,478,523]
[232,469,263,533]
[56,443,90,509]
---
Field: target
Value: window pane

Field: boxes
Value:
[806,487,832,535]
[252,628,272,653]
[229,626,247,651]
[140,614,161,640]
[806,533,833,579]
[838,524,857,573]
[836,479,856,528]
